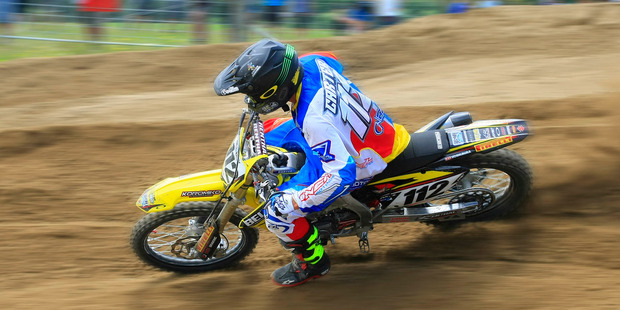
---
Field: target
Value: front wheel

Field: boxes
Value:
[130,202,259,273]
[426,148,533,226]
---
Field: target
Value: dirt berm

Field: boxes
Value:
[1,4,620,310]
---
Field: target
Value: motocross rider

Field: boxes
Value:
[214,39,410,287]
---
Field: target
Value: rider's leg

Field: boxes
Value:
[265,212,330,287]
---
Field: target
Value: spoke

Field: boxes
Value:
[159,224,189,229]
[148,238,177,245]
[148,239,181,246]
[145,215,246,264]
[151,231,186,238]
[469,169,511,198]
[148,233,187,244]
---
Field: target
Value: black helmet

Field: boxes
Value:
[214,39,303,114]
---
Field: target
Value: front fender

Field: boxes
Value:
[135,169,260,213]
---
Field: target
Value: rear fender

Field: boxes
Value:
[135,169,260,213]
[442,119,530,161]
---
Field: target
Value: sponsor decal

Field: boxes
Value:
[266,223,292,234]
[465,130,475,143]
[373,108,386,135]
[435,131,443,149]
[501,127,506,135]
[518,125,525,132]
[259,101,280,113]
[311,140,336,162]
[379,194,394,202]
[292,68,300,84]
[475,136,514,152]
[481,128,491,139]
[196,225,215,252]
[316,59,338,114]
[451,131,465,145]
[247,62,261,76]
[351,177,372,190]
[251,66,261,76]
[274,167,297,174]
[181,190,222,198]
[356,157,374,168]
[474,129,481,141]
[220,86,239,95]
[260,85,278,99]
[243,211,265,227]
[494,128,501,137]
[420,210,459,220]
[378,192,401,208]
[298,173,335,202]
[252,122,267,154]
[223,136,241,183]
[444,150,473,161]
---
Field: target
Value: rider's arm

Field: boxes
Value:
[288,119,357,213]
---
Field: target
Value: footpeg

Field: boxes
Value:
[358,232,370,254]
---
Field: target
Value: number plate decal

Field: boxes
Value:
[388,173,466,207]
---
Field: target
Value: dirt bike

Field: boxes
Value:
[130,109,532,272]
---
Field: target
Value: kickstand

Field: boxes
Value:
[358,231,370,254]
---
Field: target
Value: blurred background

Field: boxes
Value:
[2,1,620,309]
[0,0,610,61]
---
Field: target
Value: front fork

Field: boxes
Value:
[195,183,251,259]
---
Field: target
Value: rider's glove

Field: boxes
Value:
[267,192,295,218]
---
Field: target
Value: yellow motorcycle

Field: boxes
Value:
[130,109,532,272]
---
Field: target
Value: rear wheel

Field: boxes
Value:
[425,149,532,226]
[130,202,259,273]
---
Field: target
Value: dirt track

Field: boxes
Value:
[2,4,620,309]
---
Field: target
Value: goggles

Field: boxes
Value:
[245,95,283,114]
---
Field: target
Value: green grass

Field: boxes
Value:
[0,22,337,62]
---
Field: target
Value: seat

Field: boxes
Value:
[371,130,449,182]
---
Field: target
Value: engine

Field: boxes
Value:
[312,209,360,244]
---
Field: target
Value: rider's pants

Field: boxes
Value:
[264,206,311,243]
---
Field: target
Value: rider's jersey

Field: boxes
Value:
[288,52,410,213]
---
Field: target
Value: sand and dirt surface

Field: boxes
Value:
[2,4,620,309]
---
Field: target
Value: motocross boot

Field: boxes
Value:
[271,226,331,287]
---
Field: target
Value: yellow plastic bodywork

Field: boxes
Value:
[135,168,261,213]
[136,145,298,216]
[136,126,299,216]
